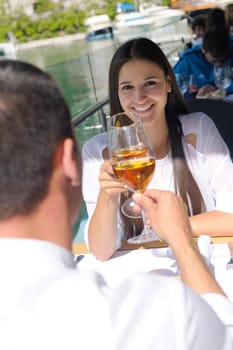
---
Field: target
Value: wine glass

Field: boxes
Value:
[175,72,188,96]
[188,74,198,98]
[108,112,159,244]
[214,65,231,94]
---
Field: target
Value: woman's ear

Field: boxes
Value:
[166,77,172,93]
[62,138,81,187]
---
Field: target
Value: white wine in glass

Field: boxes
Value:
[108,112,159,244]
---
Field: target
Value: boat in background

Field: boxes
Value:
[139,3,185,28]
[139,3,170,16]
[113,3,189,45]
[113,2,154,37]
[114,10,154,36]
[0,42,16,59]
[85,15,113,41]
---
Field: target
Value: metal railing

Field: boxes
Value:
[72,96,109,131]
[71,96,110,242]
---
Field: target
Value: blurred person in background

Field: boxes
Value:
[174,27,233,97]
[187,14,207,49]
[206,7,226,30]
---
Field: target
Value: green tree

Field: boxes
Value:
[34,0,56,14]
[0,0,94,43]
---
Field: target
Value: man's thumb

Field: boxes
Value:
[132,192,151,211]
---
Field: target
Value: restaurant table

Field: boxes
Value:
[72,236,233,302]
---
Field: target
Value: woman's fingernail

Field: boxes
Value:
[133,192,141,203]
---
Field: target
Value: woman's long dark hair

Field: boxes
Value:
[108,37,205,238]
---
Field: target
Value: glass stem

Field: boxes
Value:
[141,209,155,238]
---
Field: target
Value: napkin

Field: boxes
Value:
[196,89,226,99]
[197,235,215,274]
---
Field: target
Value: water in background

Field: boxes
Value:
[16,17,190,124]
[17,39,116,116]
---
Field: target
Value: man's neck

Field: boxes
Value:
[0,198,72,251]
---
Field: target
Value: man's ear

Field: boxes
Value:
[62,138,81,187]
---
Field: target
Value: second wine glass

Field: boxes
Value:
[214,65,231,94]
[108,112,159,244]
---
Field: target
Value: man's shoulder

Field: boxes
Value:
[174,46,203,69]
[179,45,202,59]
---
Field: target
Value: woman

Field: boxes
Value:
[82,37,233,261]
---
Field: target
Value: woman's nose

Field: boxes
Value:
[134,86,146,101]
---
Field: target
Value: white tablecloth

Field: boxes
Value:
[75,243,233,301]
[211,244,233,301]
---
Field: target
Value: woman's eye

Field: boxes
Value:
[145,80,157,87]
[120,85,133,91]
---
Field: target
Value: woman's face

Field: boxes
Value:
[118,59,171,126]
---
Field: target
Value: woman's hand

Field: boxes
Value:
[99,160,126,198]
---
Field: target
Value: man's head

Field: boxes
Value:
[0,59,81,223]
[206,7,226,30]
[202,28,230,66]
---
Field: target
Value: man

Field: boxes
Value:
[174,27,233,97]
[0,59,232,350]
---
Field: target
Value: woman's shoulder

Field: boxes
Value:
[82,132,107,159]
[179,112,216,134]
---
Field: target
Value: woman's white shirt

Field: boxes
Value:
[82,112,233,247]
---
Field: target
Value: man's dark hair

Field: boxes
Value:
[202,27,230,59]
[0,59,74,219]
[206,7,226,29]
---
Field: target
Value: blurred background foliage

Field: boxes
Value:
[0,0,138,42]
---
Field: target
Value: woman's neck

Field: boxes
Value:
[155,136,170,159]
[146,120,170,160]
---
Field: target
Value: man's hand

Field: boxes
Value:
[132,189,193,250]
[197,84,216,97]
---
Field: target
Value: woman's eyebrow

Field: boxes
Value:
[144,75,160,80]
[119,75,160,86]
[119,80,131,85]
